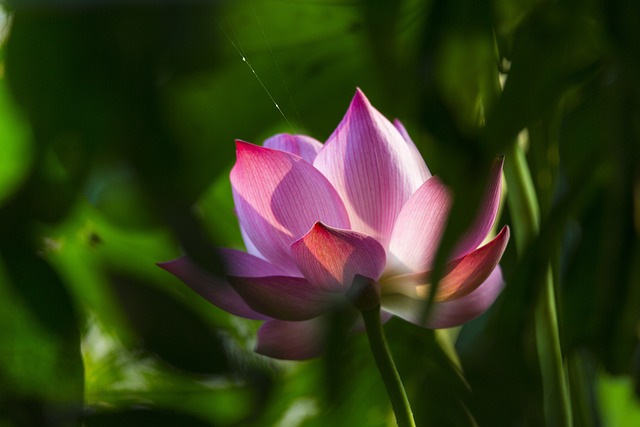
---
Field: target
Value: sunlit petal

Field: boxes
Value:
[291,222,386,292]
[388,177,452,273]
[231,140,350,273]
[314,89,430,247]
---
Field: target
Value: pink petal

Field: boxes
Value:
[240,224,265,259]
[231,141,350,274]
[229,275,335,321]
[436,226,509,301]
[382,226,509,300]
[426,266,505,328]
[158,251,279,320]
[256,318,326,360]
[388,177,452,273]
[452,157,505,258]
[219,247,289,277]
[381,266,505,329]
[313,89,430,247]
[290,222,386,292]
[393,119,431,178]
[263,133,323,163]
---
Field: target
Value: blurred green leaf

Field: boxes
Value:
[0,66,32,203]
[108,272,231,375]
[0,253,83,427]
[0,262,79,399]
[484,3,606,151]
[599,373,640,427]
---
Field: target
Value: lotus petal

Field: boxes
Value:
[382,226,509,300]
[263,133,323,163]
[256,317,326,360]
[388,177,452,273]
[381,266,505,329]
[291,222,386,292]
[427,267,505,328]
[314,89,430,247]
[229,275,335,321]
[231,141,350,273]
[158,250,281,320]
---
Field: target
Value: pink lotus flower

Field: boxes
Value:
[160,89,509,360]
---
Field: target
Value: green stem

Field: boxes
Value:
[505,141,572,427]
[505,140,540,247]
[361,305,416,427]
[535,267,573,427]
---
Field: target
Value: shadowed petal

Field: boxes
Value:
[435,226,509,301]
[231,141,350,273]
[314,89,430,247]
[382,226,509,301]
[158,251,281,320]
[393,119,431,178]
[381,266,505,328]
[219,247,290,277]
[240,224,264,259]
[388,177,452,273]
[452,157,505,259]
[263,133,323,163]
[229,275,335,321]
[427,266,505,328]
[256,318,326,360]
[291,222,386,292]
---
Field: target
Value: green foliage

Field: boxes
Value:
[0,0,638,426]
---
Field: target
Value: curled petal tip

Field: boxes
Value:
[236,139,270,154]
[503,225,511,241]
[235,139,249,147]
[234,139,254,154]
[298,221,331,240]
[156,261,172,271]
[351,87,371,110]
[311,220,329,231]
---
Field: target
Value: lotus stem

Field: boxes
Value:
[361,305,416,427]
